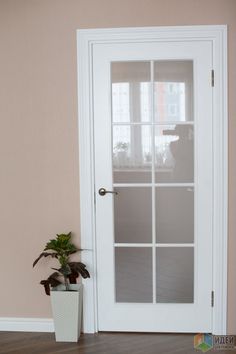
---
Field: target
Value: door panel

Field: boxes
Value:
[112,61,151,123]
[115,247,153,303]
[155,187,194,243]
[114,187,152,243]
[156,247,194,303]
[154,124,194,183]
[154,60,193,123]
[113,125,152,183]
[93,41,213,332]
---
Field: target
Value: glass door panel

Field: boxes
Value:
[154,60,193,123]
[155,187,194,243]
[115,247,153,303]
[111,61,151,123]
[154,125,194,183]
[112,60,195,304]
[156,247,194,303]
[113,125,152,183]
[114,187,152,243]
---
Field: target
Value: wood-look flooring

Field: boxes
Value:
[0,331,232,354]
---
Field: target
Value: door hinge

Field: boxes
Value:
[211,69,215,87]
[211,290,214,307]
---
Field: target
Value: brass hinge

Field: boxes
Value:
[211,70,215,87]
[211,290,214,307]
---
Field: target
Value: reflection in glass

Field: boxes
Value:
[155,124,194,183]
[112,82,130,123]
[113,125,152,183]
[156,187,194,243]
[114,187,152,243]
[111,62,151,122]
[115,247,152,303]
[154,61,193,122]
[156,247,194,303]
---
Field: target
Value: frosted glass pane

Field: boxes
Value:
[155,124,194,183]
[156,187,194,243]
[111,62,151,123]
[115,248,152,303]
[113,125,152,183]
[154,61,193,122]
[114,187,152,243]
[156,248,194,303]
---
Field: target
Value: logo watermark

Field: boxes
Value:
[194,334,236,352]
[194,334,213,352]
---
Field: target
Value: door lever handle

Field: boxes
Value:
[98,188,118,196]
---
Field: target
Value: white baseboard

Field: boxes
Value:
[0,317,54,332]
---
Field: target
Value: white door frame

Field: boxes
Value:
[76,25,228,335]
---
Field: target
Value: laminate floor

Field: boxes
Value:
[0,332,234,354]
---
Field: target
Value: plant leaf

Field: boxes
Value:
[40,280,51,296]
[52,265,71,277]
[68,272,78,284]
[69,262,90,279]
[48,272,62,287]
[44,232,78,255]
[39,272,62,295]
[33,252,58,267]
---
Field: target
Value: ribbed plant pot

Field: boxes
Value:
[50,283,83,342]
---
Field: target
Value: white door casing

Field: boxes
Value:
[77,26,228,335]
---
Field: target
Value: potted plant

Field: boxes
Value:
[33,232,90,342]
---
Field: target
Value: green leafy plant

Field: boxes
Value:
[33,232,90,295]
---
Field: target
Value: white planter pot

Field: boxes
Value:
[50,283,83,342]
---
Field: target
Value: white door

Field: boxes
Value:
[93,40,213,333]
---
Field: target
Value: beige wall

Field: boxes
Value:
[0,0,235,333]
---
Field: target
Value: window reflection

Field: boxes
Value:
[111,61,194,183]
[140,82,151,122]
[155,82,186,122]
[112,81,151,123]
[111,61,151,123]
[112,83,130,123]
[113,126,152,183]
[154,61,193,122]
[112,124,193,183]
